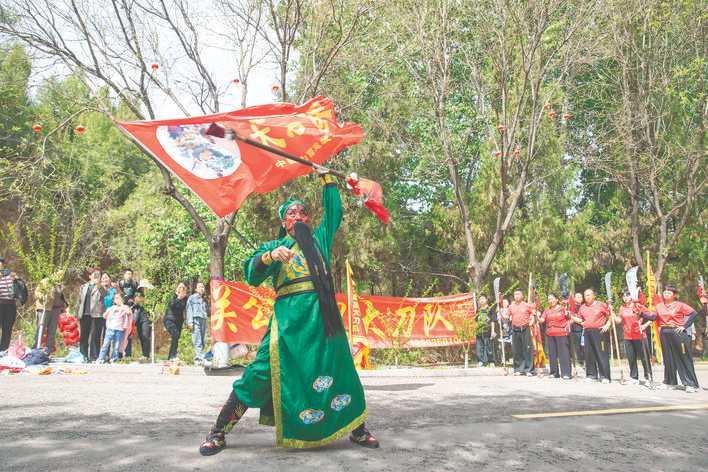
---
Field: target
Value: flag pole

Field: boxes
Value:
[206,124,347,179]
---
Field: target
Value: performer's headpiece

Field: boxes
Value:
[278,198,306,238]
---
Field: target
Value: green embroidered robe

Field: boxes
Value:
[232,178,367,448]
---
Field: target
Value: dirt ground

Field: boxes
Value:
[1,364,707,471]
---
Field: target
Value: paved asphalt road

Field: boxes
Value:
[1,364,707,471]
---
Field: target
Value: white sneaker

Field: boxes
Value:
[685,386,699,393]
[477,362,484,367]
[96,359,105,364]
[584,377,597,383]
[601,378,610,384]
[655,383,675,390]
[627,378,640,385]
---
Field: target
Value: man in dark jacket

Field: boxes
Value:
[76,270,106,361]
[164,283,188,360]
[0,256,17,352]
[119,268,139,306]
[132,291,152,359]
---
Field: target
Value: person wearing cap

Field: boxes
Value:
[571,288,614,383]
[0,256,17,352]
[642,284,700,393]
[615,291,653,384]
[198,171,377,456]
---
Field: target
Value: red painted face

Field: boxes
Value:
[282,204,309,234]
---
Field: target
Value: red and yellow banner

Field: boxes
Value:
[210,279,475,348]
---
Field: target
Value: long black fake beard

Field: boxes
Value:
[293,221,344,337]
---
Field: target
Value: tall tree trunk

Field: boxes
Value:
[209,240,226,280]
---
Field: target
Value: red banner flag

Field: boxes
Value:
[118,97,364,217]
[210,280,475,348]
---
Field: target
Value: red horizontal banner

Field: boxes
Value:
[210,280,475,348]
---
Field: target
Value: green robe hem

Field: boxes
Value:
[269,316,367,449]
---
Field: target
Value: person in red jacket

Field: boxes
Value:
[643,285,700,393]
[538,293,571,379]
[502,290,536,376]
[571,289,614,383]
[615,291,653,384]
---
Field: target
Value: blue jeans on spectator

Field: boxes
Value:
[192,317,207,362]
[476,335,494,365]
[98,329,123,362]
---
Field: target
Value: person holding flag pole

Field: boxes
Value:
[115,97,390,452]
[624,266,654,386]
[614,290,653,385]
[116,98,388,455]
[198,163,379,455]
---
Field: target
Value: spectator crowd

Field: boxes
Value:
[0,258,211,365]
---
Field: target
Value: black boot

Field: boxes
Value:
[350,423,380,449]
[199,431,226,456]
[199,391,248,456]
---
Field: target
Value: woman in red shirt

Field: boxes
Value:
[615,291,653,384]
[538,293,571,379]
[643,285,700,393]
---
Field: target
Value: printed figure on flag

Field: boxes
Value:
[157,124,241,179]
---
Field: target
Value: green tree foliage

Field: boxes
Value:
[0,0,704,319]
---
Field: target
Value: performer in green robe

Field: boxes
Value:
[199,173,378,455]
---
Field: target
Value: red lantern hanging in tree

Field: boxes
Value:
[543,102,552,110]
[150,63,159,72]
[232,79,241,85]
[271,84,280,93]
[74,125,85,136]
[32,123,42,134]
[548,110,557,120]
[562,112,571,121]
[513,145,521,157]
[494,150,502,159]
[497,124,505,134]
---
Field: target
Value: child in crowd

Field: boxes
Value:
[97,292,132,363]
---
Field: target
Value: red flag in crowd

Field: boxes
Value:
[118,97,365,217]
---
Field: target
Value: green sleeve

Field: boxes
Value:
[313,175,342,262]
[243,240,282,287]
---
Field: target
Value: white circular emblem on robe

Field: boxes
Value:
[157,124,241,179]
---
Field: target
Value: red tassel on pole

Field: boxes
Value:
[364,199,390,225]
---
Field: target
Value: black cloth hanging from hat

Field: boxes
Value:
[293,222,344,337]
